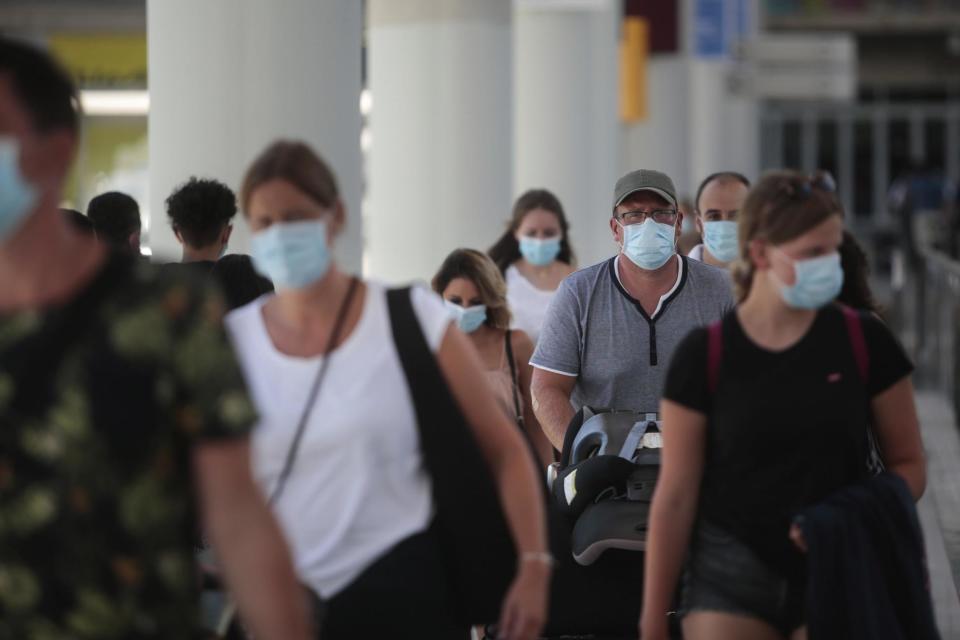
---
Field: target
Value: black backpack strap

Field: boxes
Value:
[504,330,525,427]
[385,287,515,624]
[840,304,870,385]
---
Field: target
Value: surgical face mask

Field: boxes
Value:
[702,220,739,264]
[0,138,38,243]
[444,300,487,333]
[519,236,561,267]
[251,219,331,290]
[773,250,844,310]
[619,218,676,270]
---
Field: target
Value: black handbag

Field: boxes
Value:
[386,287,517,626]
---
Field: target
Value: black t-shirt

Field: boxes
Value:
[664,304,913,581]
[162,254,273,311]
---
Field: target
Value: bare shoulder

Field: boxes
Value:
[510,328,535,361]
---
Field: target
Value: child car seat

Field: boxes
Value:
[547,407,662,565]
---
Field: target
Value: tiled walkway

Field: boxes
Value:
[916,392,960,639]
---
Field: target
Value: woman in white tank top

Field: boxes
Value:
[432,249,554,468]
[488,190,577,345]
[226,141,551,640]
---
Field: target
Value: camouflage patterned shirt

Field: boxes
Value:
[0,255,256,639]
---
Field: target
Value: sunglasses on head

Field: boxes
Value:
[775,171,837,200]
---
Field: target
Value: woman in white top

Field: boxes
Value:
[225,141,550,640]
[488,190,576,345]
[432,249,555,468]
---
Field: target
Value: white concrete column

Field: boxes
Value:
[513,0,620,269]
[147,0,363,271]
[686,59,759,190]
[366,0,512,284]
[623,56,692,198]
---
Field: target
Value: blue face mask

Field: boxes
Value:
[702,220,739,264]
[774,250,844,310]
[519,236,561,267]
[444,300,487,333]
[619,218,676,270]
[0,138,38,243]
[251,219,331,290]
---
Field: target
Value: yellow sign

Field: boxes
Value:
[49,34,147,88]
[620,17,649,123]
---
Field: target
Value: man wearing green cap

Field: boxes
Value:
[530,169,734,449]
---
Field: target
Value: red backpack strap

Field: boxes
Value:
[841,305,870,384]
[707,321,723,395]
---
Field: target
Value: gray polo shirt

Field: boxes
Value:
[530,254,734,413]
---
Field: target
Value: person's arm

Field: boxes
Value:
[872,376,926,500]
[530,367,576,450]
[194,439,312,640]
[527,280,582,449]
[639,399,708,640]
[512,330,555,467]
[437,327,549,640]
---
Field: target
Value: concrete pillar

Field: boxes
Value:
[686,58,759,191]
[366,0,512,284]
[513,0,621,269]
[147,0,363,271]
[623,56,692,198]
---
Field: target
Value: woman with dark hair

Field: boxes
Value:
[225,140,550,640]
[640,171,926,640]
[432,249,554,467]
[488,189,576,343]
[837,229,882,315]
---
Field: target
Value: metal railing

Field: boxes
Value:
[893,223,960,420]
[760,101,960,224]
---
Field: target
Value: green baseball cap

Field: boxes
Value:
[613,169,678,209]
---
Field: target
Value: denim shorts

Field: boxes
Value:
[680,521,805,636]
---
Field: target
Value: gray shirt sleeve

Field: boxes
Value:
[721,280,736,315]
[529,278,582,377]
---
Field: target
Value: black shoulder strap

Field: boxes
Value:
[385,287,516,624]
[386,288,444,415]
[385,286,468,468]
[503,330,524,426]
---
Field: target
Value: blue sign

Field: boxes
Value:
[696,0,752,59]
[696,0,726,58]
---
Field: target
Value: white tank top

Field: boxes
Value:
[225,282,449,598]
[505,264,559,346]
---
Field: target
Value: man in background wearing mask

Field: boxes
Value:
[688,171,751,268]
[530,169,734,449]
[0,37,309,639]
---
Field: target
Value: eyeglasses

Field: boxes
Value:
[616,208,678,226]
